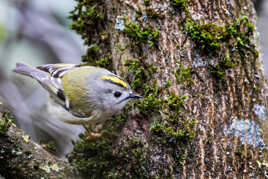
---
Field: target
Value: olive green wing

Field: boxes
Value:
[36,63,84,109]
[60,66,96,118]
[37,63,93,117]
[14,62,82,112]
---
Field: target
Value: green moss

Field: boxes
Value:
[23,150,32,156]
[69,0,105,44]
[124,58,163,116]
[144,0,150,6]
[67,103,151,178]
[124,56,198,171]
[186,16,257,83]
[136,84,163,116]
[175,63,193,86]
[220,54,236,68]
[170,0,188,11]
[164,81,172,88]
[68,115,150,178]
[81,44,99,63]
[149,92,197,169]
[33,163,39,170]
[186,21,224,54]
[0,110,14,134]
[124,58,157,90]
[123,21,160,47]
[253,84,259,91]
[125,58,145,89]
[208,65,226,81]
[81,46,112,68]
[95,54,112,68]
[115,137,149,178]
[69,134,115,177]
[163,92,186,118]
[69,0,112,66]
[42,141,57,153]
[150,93,196,141]
[67,111,128,178]
[186,16,255,57]
[207,54,236,81]
[125,58,174,125]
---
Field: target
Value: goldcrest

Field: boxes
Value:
[13,63,142,125]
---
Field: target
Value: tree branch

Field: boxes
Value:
[0,111,82,179]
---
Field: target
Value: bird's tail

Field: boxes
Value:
[13,62,64,105]
[13,62,47,81]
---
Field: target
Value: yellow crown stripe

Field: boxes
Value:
[101,75,127,88]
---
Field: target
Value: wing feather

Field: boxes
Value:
[14,63,79,111]
[36,64,84,110]
[37,64,79,78]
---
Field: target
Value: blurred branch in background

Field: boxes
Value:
[0,0,86,159]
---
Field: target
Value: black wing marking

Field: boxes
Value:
[37,64,79,78]
[57,89,66,101]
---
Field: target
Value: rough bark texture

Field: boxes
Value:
[0,111,82,179]
[67,0,268,178]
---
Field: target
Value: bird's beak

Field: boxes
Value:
[117,92,143,104]
[129,93,143,99]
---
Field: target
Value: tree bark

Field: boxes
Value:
[0,111,82,179]
[68,0,268,178]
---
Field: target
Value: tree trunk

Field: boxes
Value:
[67,0,268,178]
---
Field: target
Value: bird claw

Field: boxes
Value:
[87,131,104,140]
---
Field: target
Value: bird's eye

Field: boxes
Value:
[114,91,122,97]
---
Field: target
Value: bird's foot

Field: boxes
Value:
[87,131,104,141]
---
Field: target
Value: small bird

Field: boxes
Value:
[13,62,142,139]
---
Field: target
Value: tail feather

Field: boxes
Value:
[13,62,49,81]
[13,62,64,105]
[13,62,35,78]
